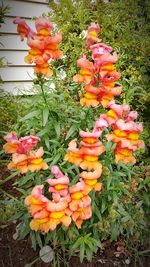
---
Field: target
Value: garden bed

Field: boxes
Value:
[0,166,149,267]
[0,222,149,267]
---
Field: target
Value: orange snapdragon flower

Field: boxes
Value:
[79,130,105,170]
[74,21,122,108]
[80,92,99,107]
[13,17,35,41]
[90,43,113,60]
[64,139,83,167]
[73,56,94,84]
[85,23,101,47]
[34,62,53,77]
[65,131,105,171]
[13,17,62,77]
[25,185,51,233]
[114,146,136,164]
[3,132,20,154]
[80,166,103,193]
[8,147,48,174]
[69,180,92,228]
[25,185,71,232]
[46,198,71,231]
[106,119,144,164]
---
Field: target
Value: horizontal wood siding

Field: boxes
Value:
[1,35,28,50]
[1,67,34,81]
[0,51,32,65]
[2,82,34,95]
[4,0,49,18]
[1,0,50,95]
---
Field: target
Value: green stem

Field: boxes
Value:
[26,256,40,267]
[0,189,19,201]
[40,81,49,109]
[0,171,18,185]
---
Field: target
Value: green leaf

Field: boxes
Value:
[35,232,43,248]
[121,215,131,223]
[37,128,49,137]
[45,232,52,245]
[15,187,31,196]
[20,110,40,122]
[65,124,78,140]
[90,238,102,249]
[43,107,49,126]
[53,122,60,139]
[19,222,30,240]
[11,211,24,221]
[106,175,112,189]
[118,205,128,216]
[80,241,85,263]
[71,237,82,251]
[85,247,93,262]
[110,224,119,241]
[30,231,37,251]
[50,153,61,166]
[17,175,32,187]
[44,135,50,149]
[92,204,102,220]
[49,139,61,146]
[101,199,106,213]
[50,110,59,121]
[114,171,126,177]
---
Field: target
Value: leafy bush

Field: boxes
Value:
[0,6,150,266]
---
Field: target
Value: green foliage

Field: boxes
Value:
[48,0,96,82]
[0,198,17,224]
[0,90,28,133]
[0,2,10,68]
[70,233,101,262]
[0,2,10,24]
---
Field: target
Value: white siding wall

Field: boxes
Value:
[0,0,50,95]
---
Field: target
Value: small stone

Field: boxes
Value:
[125,258,130,265]
[13,232,18,240]
[0,225,8,229]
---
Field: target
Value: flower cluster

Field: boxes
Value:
[72,23,144,165]
[64,130,104,193]
[3,132,48,173]
[25,166,92,231]
[5,21,144,234]
[94,103,145,164]
[13,17,62,77]
[73,23,121,107]
[25,127,105,232]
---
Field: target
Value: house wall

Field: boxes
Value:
[0,0,50,95]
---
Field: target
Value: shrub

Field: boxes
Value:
[1,10,149,267]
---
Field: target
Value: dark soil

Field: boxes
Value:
[0,222,149,267]
[0,165,150,267]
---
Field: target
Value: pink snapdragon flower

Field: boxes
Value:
[35,17,53,32]
[47,166,70,198]
[3,132,40,154]
[90,43,113,59]
[85,23,101,46]
[13,17,35,41]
